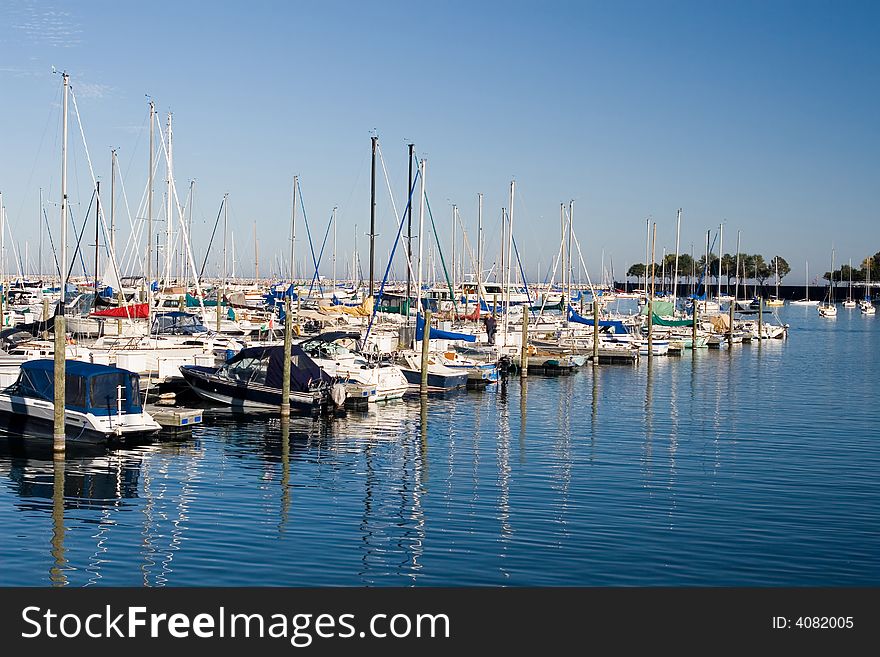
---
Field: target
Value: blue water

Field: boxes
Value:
[0,305,877,586]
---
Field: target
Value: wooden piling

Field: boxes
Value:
[520,311,529,377]
[728,302,734,346]
[592,297,600,364]
[420,309,432,396]
[281,296,292,418]
[53,313,66,453]
[757,296,763,341]
[42,298,50,339]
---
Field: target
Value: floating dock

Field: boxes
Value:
[146,405,204,432]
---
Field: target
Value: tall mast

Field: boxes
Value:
[254,220,259,281]
[369,135,377,298]
[477,193,483,299]
[559,204,565,297]
[644,216,650,294]
[734,230,741,303]
[146,99,154,300]
[93,180,100,309]
[406,143,414,304]
[290,175,297,283]
[332,206,337,292]
[164,112,173,286]
[415,158,427,329]
[110,150,117,261]
[567,200,573,305]
[53,71,70,451]
[39,188,44,278]
[451,204,457,293]
[673,208,681,305]
[504,181,515,338]
[717,222,723,301]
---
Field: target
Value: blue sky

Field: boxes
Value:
[1,0,878,284]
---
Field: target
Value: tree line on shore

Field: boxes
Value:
[626,254,790,288]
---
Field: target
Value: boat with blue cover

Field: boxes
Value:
[0,360,161,443]
[179,345,345,414]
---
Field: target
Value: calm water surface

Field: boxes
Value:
[1,305,877,586]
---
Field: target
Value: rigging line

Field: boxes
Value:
[66,189,96,283]
[511,236,535,317]
[198,200,226,284]
[306,211,334,298]
[423,194,458,316]
[70,89,140,319]
[375,141,417,287]
[363,169,420,345]
[295,178,324,296]
[42,204,62,279]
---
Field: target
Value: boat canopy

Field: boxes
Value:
[15,359,143,416]
[151,312,208,335]
[640,300,675,317]
[415,314,476,342]
[651,313,693,327]
[224,345,332,391]
[566,305,629,334]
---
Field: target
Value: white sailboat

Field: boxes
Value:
[818,250,837,317]
[791,261,819,306]
[860,256,875,315]
[843,258,856,308]
[766,257,784,306]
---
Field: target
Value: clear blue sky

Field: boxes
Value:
[1,0,878,284]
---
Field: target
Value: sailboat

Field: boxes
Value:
[790,261,819,306]
[818,250,837,317]
[766,257,784,306]
[860,256,876,315]
[843,258,856,308]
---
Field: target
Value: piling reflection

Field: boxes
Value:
[50,454,67,586]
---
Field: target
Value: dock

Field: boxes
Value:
[146,405,204,432]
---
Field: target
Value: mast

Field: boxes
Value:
[451,204,456,294]
[504,181,515,339]
[717,222,723,301]
[734,230,741,303]
[39,188,44,279]
[644,216,650,293]
[146,99,154,301]
[369,135,377,298]
[93,180,100,309]
[332,206,337,292]
[406,143,414,305]
[164,112,173,286]
[673,208,681,305]
[477,193,483,301]
[291,179,298,282]
[53,71,70,451]
[560,204,566,298]
[567,200,574,306]
[415,158,427,335]
[110,150,117,263]
[254,220,259,281]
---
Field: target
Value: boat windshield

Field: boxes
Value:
[224,356,269,384]
[90,372,142,414]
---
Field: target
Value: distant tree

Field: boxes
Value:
[720,254,737,287]
[768,256,791,282]
[627,263,646,283]
[676,253,695,286]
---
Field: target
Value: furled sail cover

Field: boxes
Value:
[91,302,150,318]
[415,314,476,342]
[566,305,629,334]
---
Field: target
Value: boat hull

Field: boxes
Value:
[179,365,330,414]
[0,394,161,444]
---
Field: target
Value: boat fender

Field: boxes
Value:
[330,383,347,408]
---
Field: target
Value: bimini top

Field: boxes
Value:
[14,359,143,416]
[224,345,332,391]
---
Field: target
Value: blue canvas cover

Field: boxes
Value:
[16,359,143,416]
[415,314,476,342]
[566,305,630,334]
